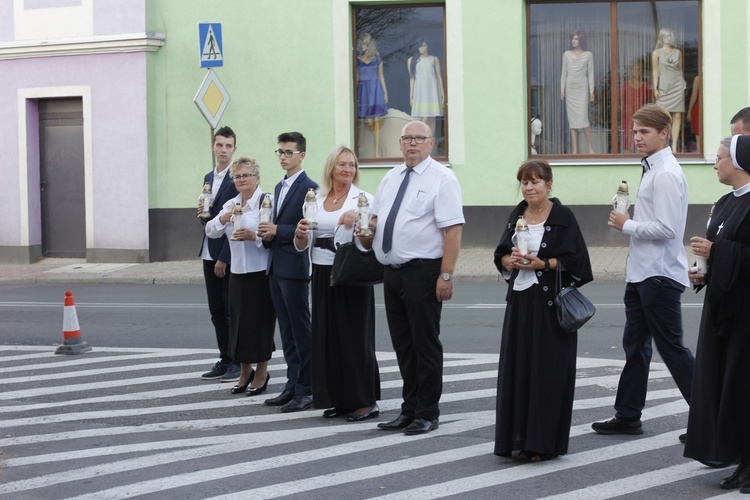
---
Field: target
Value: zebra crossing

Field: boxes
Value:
[0,345,739,499]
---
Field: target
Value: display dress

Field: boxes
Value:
[656,47,686,113]
[411,55,443,118]
[619,79,652,151]
[493,199,593,457]
[357,57,387,119]
[684,188,750,464]
[560,51,594,130]
[309,201,381,411]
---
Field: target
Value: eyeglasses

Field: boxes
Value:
[275,149,302,158]
[715,155,730,164]
[400,135,431,144]
[232,173,258,180]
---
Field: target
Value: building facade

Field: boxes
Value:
[2,0,748,263]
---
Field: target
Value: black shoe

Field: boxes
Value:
[346,405,380,422]
[403,418,439,435]
[720,463,750,489]
[281,395,313,413]
[699,460,734,469]
[247,374,270,397]
[323,407,352,418]
[230,369,256,394]
[377,413,414,431]
[201,360,228,380]
[679,433,687,444]
[265,389,295,406]
[219,363,241,383]
[591,416,643,435]
[740,479,750,494]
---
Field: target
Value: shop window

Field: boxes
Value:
[528,1,700,157]
[353,5,446,162]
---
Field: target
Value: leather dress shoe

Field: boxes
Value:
[720,463,750,489]
[264,389,294,406]
[377,413,414,431]
[591,416,643,435]
[346,405,380,422]
[699,459,735,469]
[403,418,439,435]
[323,407,352,418]
[281,395,313,413]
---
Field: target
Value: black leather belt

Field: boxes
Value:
[313,237,336,252]
[387,258,440,269]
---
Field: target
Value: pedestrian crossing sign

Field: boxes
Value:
[198,23,223,68]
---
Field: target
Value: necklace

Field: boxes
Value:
[525,201,552,224]
[330,191,348,204]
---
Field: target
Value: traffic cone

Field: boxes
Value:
[55,290,92,355]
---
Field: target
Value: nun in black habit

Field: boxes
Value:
[684,135,750,492]
[493,159,593,462]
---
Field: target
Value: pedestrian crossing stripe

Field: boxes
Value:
[0,346,724,499]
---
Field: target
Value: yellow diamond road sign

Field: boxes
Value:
[194,69,230,129]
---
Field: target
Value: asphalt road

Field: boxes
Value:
[0,282,725,499]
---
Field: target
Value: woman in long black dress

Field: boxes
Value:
[494,159,592,461]
[294,146,380,422]
[205,157,276,396]
[684,135,750,491]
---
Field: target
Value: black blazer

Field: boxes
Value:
[198,170,239,263]
[494,198,593,307]
[266,170,318,279]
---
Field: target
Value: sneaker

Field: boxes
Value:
[219,363,241,383]
[201,361,228,380]
[591,416,644,435]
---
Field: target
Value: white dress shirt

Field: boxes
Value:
[622,146,689,286]
[371,156,464,265]
[277,170,304,214]
[205,190,270,274]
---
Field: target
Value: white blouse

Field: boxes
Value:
[205,190,270,274]
[513,222,546,291]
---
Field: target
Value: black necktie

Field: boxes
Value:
[382,168,413,254]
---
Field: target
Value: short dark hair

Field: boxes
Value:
[277,132,306,152]
[213,126,236,145]
[731,107,750,133]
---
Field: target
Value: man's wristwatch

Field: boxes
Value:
[441,273,454,281]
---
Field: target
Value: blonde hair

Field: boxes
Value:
[229,156,260,176]
[319,146,359,197]
[632,104,672,135]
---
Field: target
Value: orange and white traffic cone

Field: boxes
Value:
[55,290,92,355]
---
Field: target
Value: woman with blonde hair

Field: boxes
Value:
[206,156,276,396]
[295,146,381,422]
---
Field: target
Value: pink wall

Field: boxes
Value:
[0,51,150,250]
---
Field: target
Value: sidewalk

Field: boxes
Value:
[0,247,631,285]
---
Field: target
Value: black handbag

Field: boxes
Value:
[329,229,384,286]
[554,266,596,333]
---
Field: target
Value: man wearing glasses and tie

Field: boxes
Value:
[360,120,464,435]
[259,132,318,413]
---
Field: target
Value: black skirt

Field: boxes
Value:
[228,271,276,364]
[495,284,577,457]
[311,264,380,409]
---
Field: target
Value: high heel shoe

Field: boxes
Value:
[247,374,270,396]
[230,369,255,395]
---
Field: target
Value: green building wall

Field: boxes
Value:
[145,0,750,260]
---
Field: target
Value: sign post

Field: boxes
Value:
[196,23,227,168]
